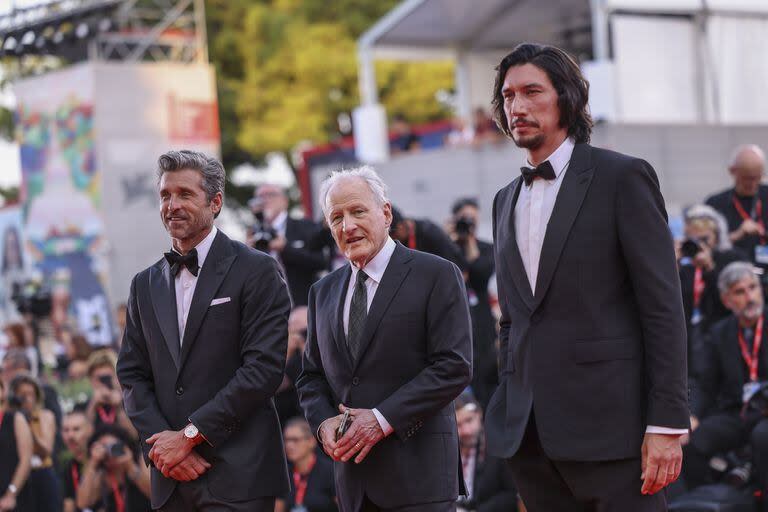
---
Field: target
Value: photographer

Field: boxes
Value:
[9,373,61,511]
[682,262,768,493]
[677,205,748,373]
[448,198,497,408]
[59,409,93,512]
[76,425,150,512]
[390,206,467,271]
[248,183,328,306]
[85,350,137,439]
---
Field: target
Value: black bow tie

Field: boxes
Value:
[521,160,556,186]
[164,248,199,277]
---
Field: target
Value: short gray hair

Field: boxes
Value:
[157,150,225,217]
[684,204,732,251]
[718,261,759,294]
[318,165,389,216]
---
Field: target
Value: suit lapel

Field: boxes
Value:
[352,244,412,373]
[501,177,535,311]
[178,231,237,371]
[533,143,595,310]
[150,260,181,370]
[330,265,353,369]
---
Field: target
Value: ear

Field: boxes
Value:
[210,192,223,214]
[382,202,393,228]
[721,292,732,311]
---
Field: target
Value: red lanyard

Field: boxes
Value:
[693,267,705,309]
[407,223,417,250]
[71,463,80,494]
[732,195,766,241]
[0,411,4,430]
[97,406,116,425]
[738,316,764,382]
[292,454,316,506]
[108,474,125,512]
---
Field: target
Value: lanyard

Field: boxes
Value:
[692,267,705,310]
[292,454,316,506]
[107,474,126,512]
[97,406,116,425]
[738,316,764,382]
[71,462,80,495]
[732,195,766,243]
[407,222,417,250]
[0,410,4,430]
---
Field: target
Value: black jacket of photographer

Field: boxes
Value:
[693,309,768,419]
[706,185,768,268]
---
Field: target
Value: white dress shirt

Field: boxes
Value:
[514,139,686,435]
[342,236,397,436]
[174,225,217,344]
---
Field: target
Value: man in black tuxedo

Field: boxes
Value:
[684,262,768,492]
[705,145,768,268]
[249,183,329,305]
[116,150,291,511]
[297,166,473,512]
[485,43,689,511]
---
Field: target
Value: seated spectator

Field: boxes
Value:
[683,262,768,493]
[390,114,421,154]
[277,418,336,512]
[0,376,33,512]
[705,144,768,269]
[76,425,151,512]
[677,205,748,372]
[390,206,467,271]
[455,394,517,512]
[448,198,497,408]
[10,372,62,511]
[85,350,137,440]
[275,306,308,426]
[59,409,93,512]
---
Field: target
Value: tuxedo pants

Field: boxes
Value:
[360,495,456,512]
[157,477,275,512]
[507,415,666,512]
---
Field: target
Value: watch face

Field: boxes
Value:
[184,425,198,438]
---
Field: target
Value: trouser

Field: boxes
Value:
[360,495,456,512]
[507,415,666,512]
[157,477,275,512]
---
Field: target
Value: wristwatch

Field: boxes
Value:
[7,484,17,496]
[183,423,200,442]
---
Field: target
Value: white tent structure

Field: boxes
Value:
[354,0,768,162]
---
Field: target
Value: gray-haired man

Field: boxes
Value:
[297,166,473,511]
[117,150,291,511]
[683,261,768,492]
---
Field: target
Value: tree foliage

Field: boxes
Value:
[205,0,454,166]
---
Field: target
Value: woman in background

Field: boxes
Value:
[0,377,33,511]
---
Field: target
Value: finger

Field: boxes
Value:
[641,463,658,494]
[169,467,189,481]
[341,441,365,462]
[335,425,361,452]
[160,463,172,478]
[354,443,373,464]
[650,463,665,494]
[194,454,212,469]
[338,404,347,413]
[189,457,207,475]
[146,433,159,444]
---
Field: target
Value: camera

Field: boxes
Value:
[455,216,475,237]
[680,238,703,259]
[11,279,52,318]
[250,210,277,254]
[107,441,125,459]
[98,374,114,391]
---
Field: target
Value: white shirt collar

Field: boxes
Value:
[524,137,575,183]
[271,211,288,232]
[172,225,218,271]
[349,237,396,285]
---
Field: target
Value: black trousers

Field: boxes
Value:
[507,416,666,512]
[360,495,456,512]
[683,413,768,491]
[158,477,275,512]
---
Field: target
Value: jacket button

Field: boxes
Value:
[352,377,360,386]
[176,386,184,396]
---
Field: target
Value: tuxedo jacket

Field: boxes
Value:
[694,311,768,419]
[116,230,292,508]
[485,143,690,462]
[297,243,473,511]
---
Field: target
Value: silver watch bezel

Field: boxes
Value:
[184,424,199,439]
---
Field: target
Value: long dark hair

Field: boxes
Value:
[491,43,593,144]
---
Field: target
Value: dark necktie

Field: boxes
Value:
[347,270,369,361]
[164,248,199,277]
[520,160,556,186]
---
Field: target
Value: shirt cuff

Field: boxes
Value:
[372,408,394,436]
[646,425,688,435]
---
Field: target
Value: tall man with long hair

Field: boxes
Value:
[484,43,689,510]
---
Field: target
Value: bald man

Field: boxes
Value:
[706,144,768,268]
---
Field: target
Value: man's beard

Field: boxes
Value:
[739,301,764,321]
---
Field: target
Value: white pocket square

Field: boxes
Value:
[210,297,231,306]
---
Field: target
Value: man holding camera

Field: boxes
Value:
[248,183,328,306]
[448,198,497,408]
[683,262,768,495]
[85,350,136,439]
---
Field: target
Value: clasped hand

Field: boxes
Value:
[147,430,211,481]
[319,404,385,464]
[641,433,683,495]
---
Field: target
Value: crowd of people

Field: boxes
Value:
[1,138,768,511]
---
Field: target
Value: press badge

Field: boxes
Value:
[690,308,703,326]
[743,381,761,404]
[755,245,768,265]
